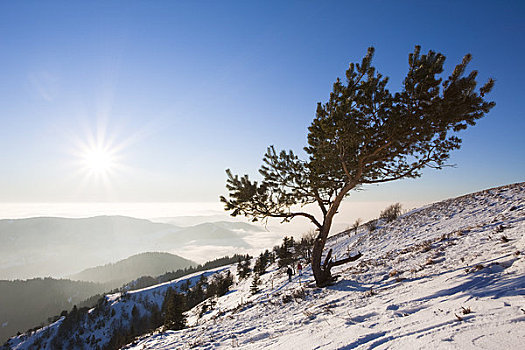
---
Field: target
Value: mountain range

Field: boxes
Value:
[0,217,261,280]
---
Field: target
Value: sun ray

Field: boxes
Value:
[69,120,125,185]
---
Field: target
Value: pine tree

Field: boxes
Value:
[163,288,187,331]
[237,257,251,280]
[250,274,261,295]
[216,271,234,296]
[253,252,268,275]
[263,249,274,264]
[277,236,296,268]
[221,46,495,287]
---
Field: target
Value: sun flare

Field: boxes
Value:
[71,126,124,180]
[82,147,116,175]
[69,119,142,187]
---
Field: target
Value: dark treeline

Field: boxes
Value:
[2,270,235,350]
[1,254,246,350]
[2,243,316,349]
[0,278,109,344]
[123,253,250,290]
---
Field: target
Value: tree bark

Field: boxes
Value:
[311,228,332,287]
[311,182,362,287]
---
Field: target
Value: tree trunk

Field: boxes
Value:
[310,181,362,287]
[311,226,333,287]
[311,188,361,286]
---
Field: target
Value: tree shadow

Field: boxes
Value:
[327,252,524,303]
[413,267,525,303]
[328,278,370,293]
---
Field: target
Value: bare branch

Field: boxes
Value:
[269,211,323,230]
[328,252,362,269]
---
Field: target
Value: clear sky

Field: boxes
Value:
[0,1,524,208]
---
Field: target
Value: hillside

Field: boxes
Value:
[5,182,525,349]
[3,267,231,350]
[0,278,108,344]
[69,252,197,285]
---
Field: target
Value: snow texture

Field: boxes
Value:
[8,182,525,349]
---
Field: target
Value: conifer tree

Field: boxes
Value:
[237,256,252,280]
[216,271,234,296]
[221,46,495,287]
[250,274,261,295]
[277,236,297,268]
[163,288,187,331]
[253,252,268,275]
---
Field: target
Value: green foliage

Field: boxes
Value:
[221,45,494,286]
[250,274,261,295]
[221,46,494,224]
[277,236,296,268]
[253,250,273,275]
[216,271,234,297]
[306,46,494,189]
[205,271,234,299]
[237,256,252,280]
[186,275,206,308]
[162,288,187,331]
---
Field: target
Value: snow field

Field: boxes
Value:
[7,182,525,350]
[126,183,525,349]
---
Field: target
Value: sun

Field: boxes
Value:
[69,119,142,187]
[71,126,124,180]
[82,147,116,175]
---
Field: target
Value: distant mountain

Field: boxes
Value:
[0,216,262,280]
[0,277,108,344]
[161,215,232,227]
[0,216,178,280]
[212,221,265,232]
[157,221,262,248]
[69,252,197,284]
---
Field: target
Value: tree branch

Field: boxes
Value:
[328,252,362,269]
[313,188,328,218]
[267,211,323,230]
[362,146,438,184]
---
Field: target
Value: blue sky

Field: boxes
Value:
[0,1,523,206]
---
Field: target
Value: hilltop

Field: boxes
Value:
[5,182,525,349]
[69,252,197,285]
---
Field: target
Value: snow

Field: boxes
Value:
[6,267,229,350]
[7,182,525,350]
[125,183,525,349]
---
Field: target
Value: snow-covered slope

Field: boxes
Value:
[125,182,525,349]
[6,182,525,350]
[5,267,229,350]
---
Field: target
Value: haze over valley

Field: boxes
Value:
[0,216,273,280]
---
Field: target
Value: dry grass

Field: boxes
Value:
[389,269,399,277]
[461,306,472,314]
